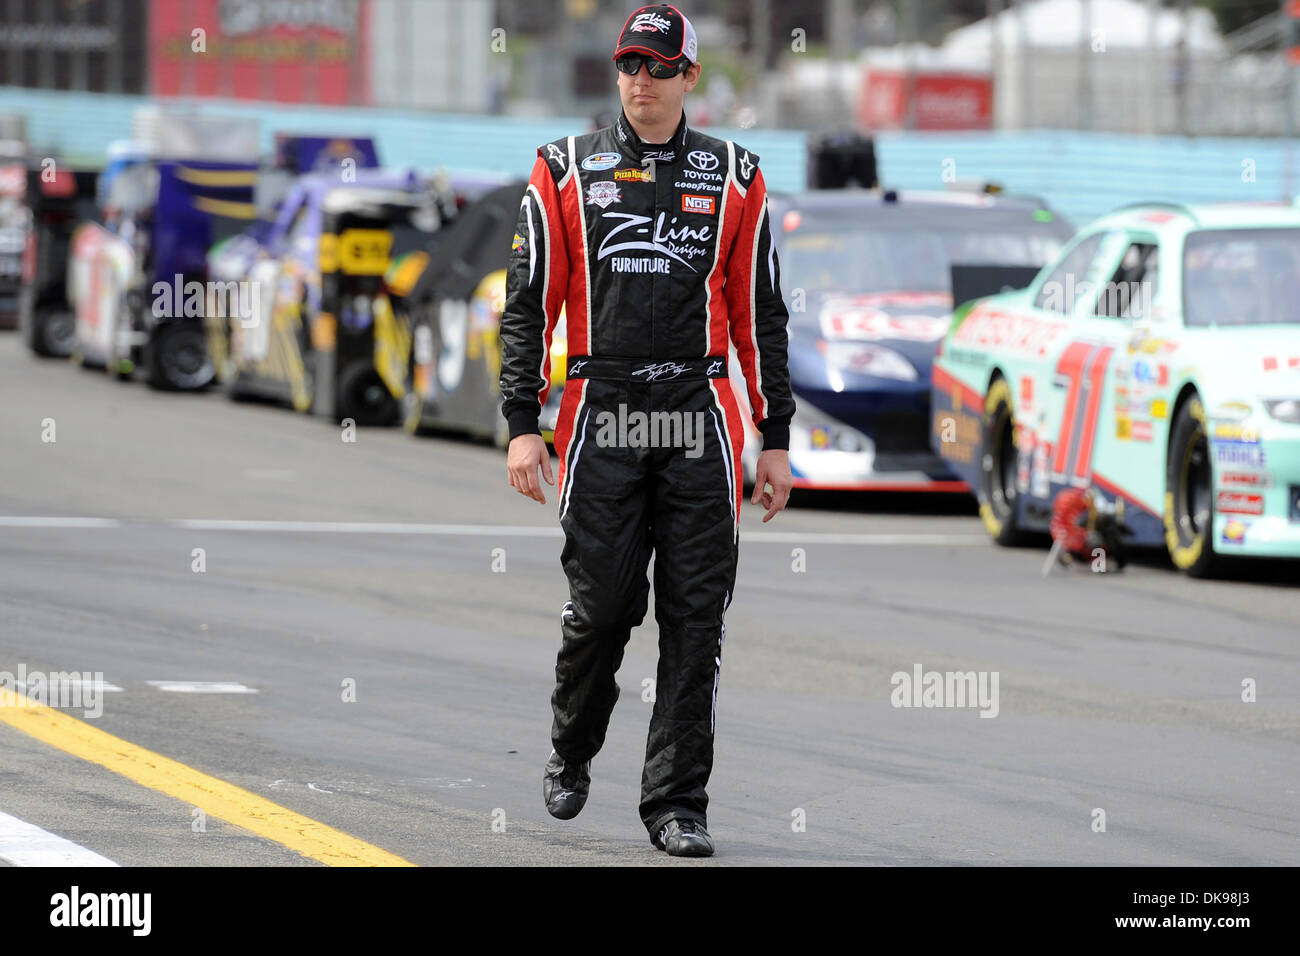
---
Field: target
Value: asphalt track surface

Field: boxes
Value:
[0,335,1297,867]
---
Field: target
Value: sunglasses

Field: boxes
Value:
[615,53,690,79]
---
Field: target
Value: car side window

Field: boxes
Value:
[1032,232,1106,314]
[1095,240,1158,319]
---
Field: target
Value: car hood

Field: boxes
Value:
[790,291,954,384]
[1175,325,1300,401]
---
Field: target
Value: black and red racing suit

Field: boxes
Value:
[499,109,794,840]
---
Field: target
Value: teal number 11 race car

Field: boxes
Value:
[931,202,1300,576]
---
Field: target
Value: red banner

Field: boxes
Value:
[859,70,993,131]
[149,0,370,105]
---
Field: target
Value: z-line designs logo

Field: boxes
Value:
[630,11,672,33]
[597,211,713,271]
[642,149,675,163]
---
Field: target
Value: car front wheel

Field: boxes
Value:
[1163,394,1222,577]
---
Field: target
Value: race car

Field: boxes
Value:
[930,201,1300,576]
[395,181,567,446]
[732,188,1072,490]
[205,168,449,425]
[68,120,259,390]
[18,165,98,356]
[0,140,30,327]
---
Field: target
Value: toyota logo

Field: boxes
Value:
[687,150,719,172]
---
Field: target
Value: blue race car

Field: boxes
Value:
[731,188,1072,491]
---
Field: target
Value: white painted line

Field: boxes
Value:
[0,517,122,529]
[0,811,119,867]
[169,519,566,536]
[145,681,258,694]
[0,517,988,546]
[739,532,988,545]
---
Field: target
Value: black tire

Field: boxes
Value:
[33,308,76,358]
[150,322,215,391]
[1163,394,1222,578]
[979,377,1032,546]
[336,360,399,427]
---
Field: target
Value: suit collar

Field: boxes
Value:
[613,110,689,165]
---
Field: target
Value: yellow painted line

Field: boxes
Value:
[0,687,414,867]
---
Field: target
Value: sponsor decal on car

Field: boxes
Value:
[952,305,1067,356]
[1217,491,1265,515]
[585,182,622,209]
[681,194,715,215]
[1221,518,1250,544]
[933,408,981,464]
[1261,355,1300,372]
[615,168,653,183]
[1212,401,1253,421]
[1213,423,1260,442]
[581,152,622,171]
[1215,440,1266,469]
[1219,470,1272,488]
[820,298,950,342]
[1132,360,1169,385]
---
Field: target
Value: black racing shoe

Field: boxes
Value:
[653,819,715,857]
[542,750,591,820]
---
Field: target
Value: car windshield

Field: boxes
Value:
[780,219,1064,295]
[1183,228,1300,327]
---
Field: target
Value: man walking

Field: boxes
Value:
[499,3,794,857]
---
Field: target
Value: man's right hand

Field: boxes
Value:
[507,433,555,504]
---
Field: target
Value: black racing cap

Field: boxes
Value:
[613,4,698,65]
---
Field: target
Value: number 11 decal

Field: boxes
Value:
[1051,341,1114,484]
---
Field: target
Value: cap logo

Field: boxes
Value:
[630,12,672,33]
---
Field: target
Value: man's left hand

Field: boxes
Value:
[751,449,793,522]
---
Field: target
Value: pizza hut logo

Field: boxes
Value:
[585,182,622,209]
[681,194,714,215]
[630,12,672,33]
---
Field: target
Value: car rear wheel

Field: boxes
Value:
[150,322,215,391]
[337,361,399,427]
[980,377,1031,546]
[34,308,77,357]
[1163,394,1222,578]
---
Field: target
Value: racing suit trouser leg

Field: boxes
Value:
[551,392,653,764]
[639,384,741,837]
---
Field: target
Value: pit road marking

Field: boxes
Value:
[0,686,413,867]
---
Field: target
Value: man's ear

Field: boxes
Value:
[683,62,702,93]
